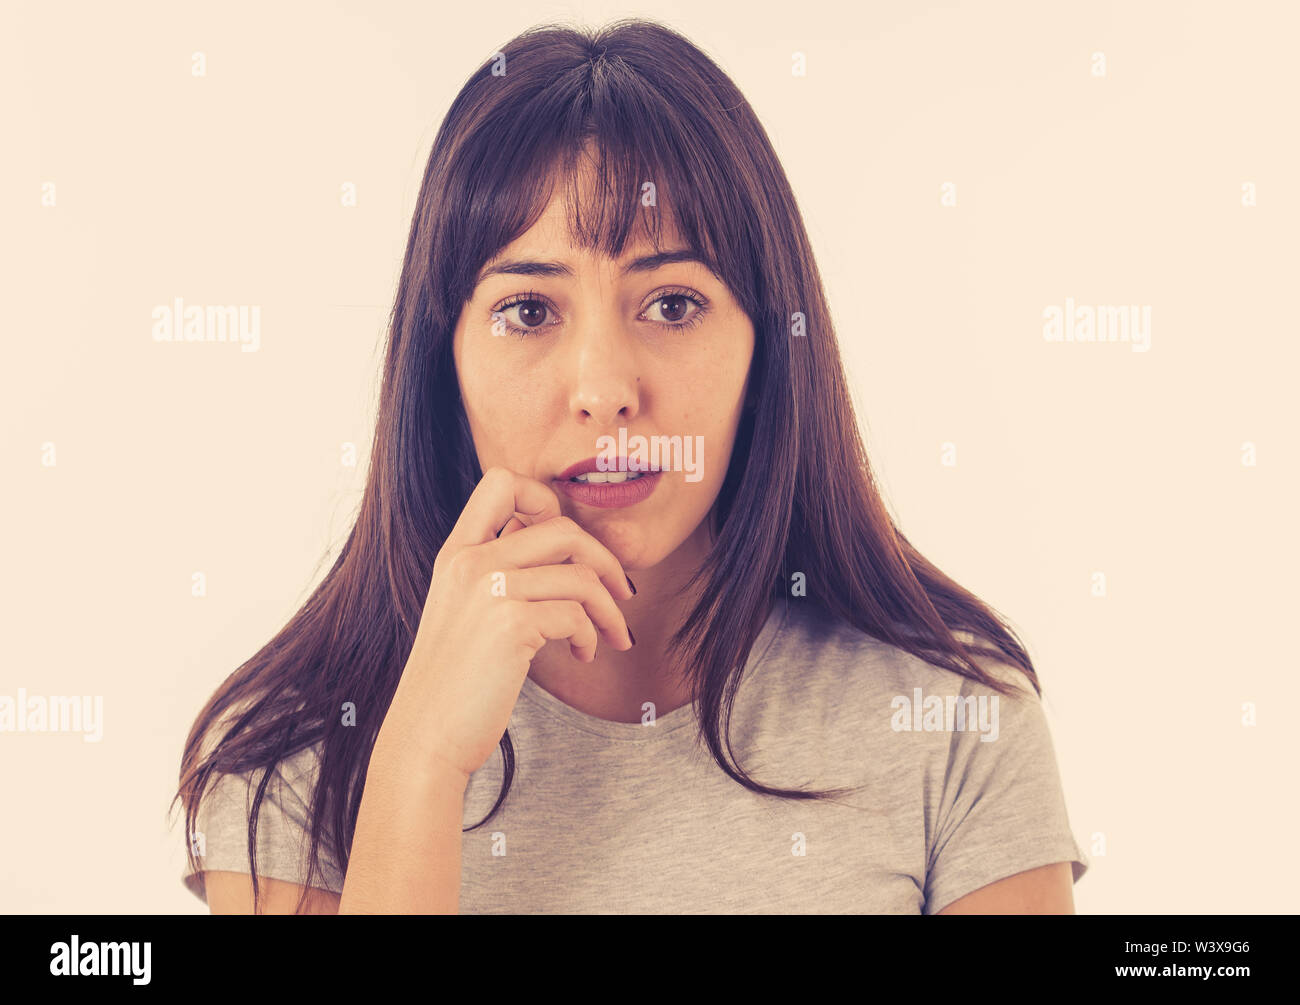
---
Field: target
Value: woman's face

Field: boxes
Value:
[451,186,755,572]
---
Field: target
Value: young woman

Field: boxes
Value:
[174,17,1088,915]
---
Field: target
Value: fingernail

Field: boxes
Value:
[625,574,637,595]
[628,626,636,646]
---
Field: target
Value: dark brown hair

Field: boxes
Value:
[172,17,1038,914]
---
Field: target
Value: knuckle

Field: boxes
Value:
[570,562,600,587]
[443,547,477,584]
[565,600,588,629]
[498,600,528,634]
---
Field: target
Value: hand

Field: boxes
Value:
[378,467,636,782]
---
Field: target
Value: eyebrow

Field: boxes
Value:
[475,248,713,284]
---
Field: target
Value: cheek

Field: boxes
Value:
[455,346,500,447]
[678,347,750,421]
[460,333,549,406]
[665,382,748,486]
[458,350,555,466]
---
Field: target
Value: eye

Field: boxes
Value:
[640,288,709,331]
[490,292,559,338]
[487,286,711,339]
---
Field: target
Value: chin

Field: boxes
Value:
[567,512,677,572]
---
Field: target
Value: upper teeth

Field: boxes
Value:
[571,470,648,483]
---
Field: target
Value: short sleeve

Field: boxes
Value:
[922,671,1089,914]
[181,742,344,904]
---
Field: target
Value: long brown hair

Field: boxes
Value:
[173,17,1039,914]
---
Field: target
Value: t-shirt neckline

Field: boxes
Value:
[516,597,792,742]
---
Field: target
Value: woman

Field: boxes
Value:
[174,17,1088,914]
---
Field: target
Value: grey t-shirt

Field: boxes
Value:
[182,599,1089,913]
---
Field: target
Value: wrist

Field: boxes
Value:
[371,721,471,795]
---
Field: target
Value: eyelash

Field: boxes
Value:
[489,287,710,339]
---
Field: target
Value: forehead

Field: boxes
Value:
[484,155,688,270]
[489,208,681,270]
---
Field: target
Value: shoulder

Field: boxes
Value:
[192,694,327,806]
[737,600,1052,777]
[750,602,1087,911]
[753,599,1034,703]
[199,739,326,820]
[184,737,340,902]
[188,694,328,836]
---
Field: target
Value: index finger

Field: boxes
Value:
[443,466,564,553]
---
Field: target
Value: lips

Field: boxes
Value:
[553,469,662,508]
[551,454,662,510]
[555,455,654,481]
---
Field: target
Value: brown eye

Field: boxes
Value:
[644,291,705,327]
[511,300,549,328]
[656,295,689,323]
[492,294,557,337]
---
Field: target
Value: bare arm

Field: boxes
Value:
[205,872,341,914]
[335,725,470,915]
[936,861,1075,914]
[200,732,467,915]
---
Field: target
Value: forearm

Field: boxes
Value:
[337,733,468,914]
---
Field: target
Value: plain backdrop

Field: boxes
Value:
[2,0,1296,913]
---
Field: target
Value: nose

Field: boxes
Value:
[566,314,640,428]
